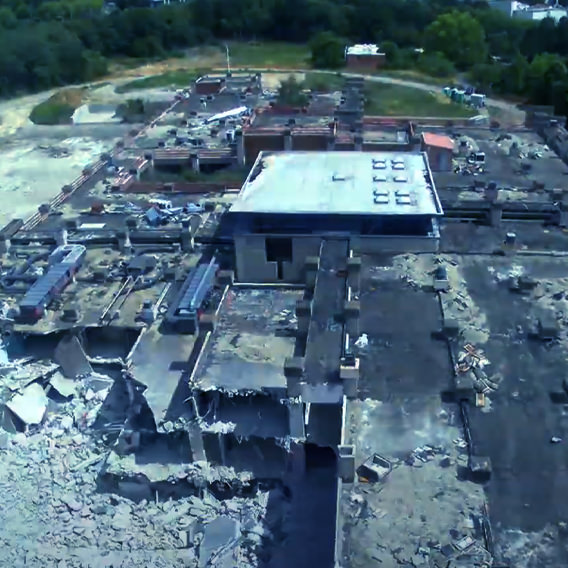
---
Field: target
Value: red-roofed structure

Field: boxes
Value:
[421,132,455,171]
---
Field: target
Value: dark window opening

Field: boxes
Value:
[265,237,293,262]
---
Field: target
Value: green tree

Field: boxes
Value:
[424,10,488,69]
[309,31,344,69]
[416,52,455,78]
[0,6,16,28]
[277,75,308,106]
[527,53,568,110]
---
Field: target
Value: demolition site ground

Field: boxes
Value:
[0,70,567,568]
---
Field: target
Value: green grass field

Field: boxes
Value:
[29,88,85,125]
[116,69,204,93]
[302,72,344,92]
[227,41,309,69]
[364,82,475,118]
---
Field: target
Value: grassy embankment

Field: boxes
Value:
[29,88,86,125]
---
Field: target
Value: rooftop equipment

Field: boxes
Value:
[165,256,218,334]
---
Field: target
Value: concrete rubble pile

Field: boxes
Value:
[0,351,276,567]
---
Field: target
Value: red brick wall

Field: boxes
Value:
[345,54,386,70]
[292,134,327,151]
[195,81,224,95]
[244,134,285,164]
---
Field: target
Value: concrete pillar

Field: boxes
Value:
[235,130,245,166]
[116,230,131,253]
[295,299,312,336]
[56,228,68,247]
[304,255,320,290]
[338,445,356,482]
[288,401,305,439]
[284,129,292,151]
[489,203,502,227]
[558,203,568,228]
[354,134,363,152]
[340,358,359,398]
[180,220,194,252]
[217,270,234,286]
[188,422,206,462]
[0,236,11,256]
[344,300,360,337]
[484,186,498,203]
[190,153,200,173]
[289,441,306,479]
[347,257,362,294]
[284,357,304,397]
[218,433,227,465]
[326,134,336,151]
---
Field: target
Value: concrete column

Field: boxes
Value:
[284,129,292,151]
[558,203,568,228]
[56,228,68,247]
[354,134,363,152]
[295,299,312,336]
[218,433,227,465]
[0,236,11,256]
[489,203,502,227]
[289,441,306,479]
[188,423,206,462]
[340,358,359,399]
[344,300,361,337]
[338,445,356,482]
[235,130,245,166]
[484,186,498,203]
[284,357,304,397]
[347,257,362,294]
[190,153,200,173]
[217,270,234,286]
[304,255,320,290]
[288,401,305,439]
[180,220,194,252]
[326,134,336,151]
[116,230,131,253]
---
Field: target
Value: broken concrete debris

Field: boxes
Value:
[54,334,93,379]
[5,383,48,426]
[357,452,392,482]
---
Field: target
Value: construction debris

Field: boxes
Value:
[5,383,48,426]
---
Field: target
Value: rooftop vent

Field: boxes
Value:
[374,194,389,204]
[373,174,387,182]
[393,175,408,183]
[372,160,387,170]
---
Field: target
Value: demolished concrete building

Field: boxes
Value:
[1,72,568,568]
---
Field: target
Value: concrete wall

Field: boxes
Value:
[282,237,322,282]
[235,234,321,283]
[363,142,411,152]
[351,234,439,253]
[234,235,278,282]
[424,146,453,172]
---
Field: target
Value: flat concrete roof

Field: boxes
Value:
[230,151,443,216]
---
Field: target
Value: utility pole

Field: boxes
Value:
[225,44,231,77]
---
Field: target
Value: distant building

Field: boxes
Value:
[489,0,568,21]
[421,133,454,172]
[345,44,386,71]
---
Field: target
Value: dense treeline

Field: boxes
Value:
[0,0,567,115]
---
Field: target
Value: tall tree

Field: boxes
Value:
[424,10,488,69]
